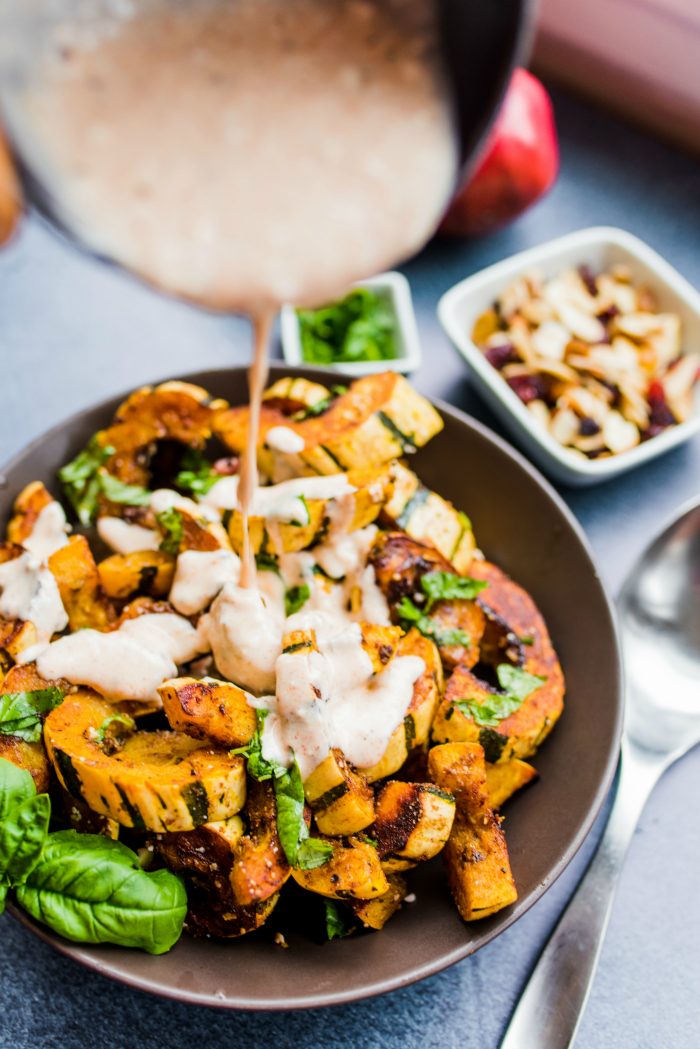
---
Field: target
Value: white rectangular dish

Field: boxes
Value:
[438,226,700,486]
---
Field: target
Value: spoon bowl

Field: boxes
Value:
[619,499,700,754]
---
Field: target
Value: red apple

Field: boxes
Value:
[440,68,559,237]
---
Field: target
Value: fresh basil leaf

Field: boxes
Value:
[454,664,546,728]
[58,436,115,526]
[0,758,50,897]
[0,688,64,743]
[156,507,184,555]
[419,570,487,611]
[273,760,333,870]
[285,584,311,617]
[396,596,470,649]
[99,472,152,508]
[496,664,546,701]
[273,761,307,865]
[325,900,355,941]
[91,713,136,747]
[0,793,50,890]
[175,449,220,497]
[15,830,187,954]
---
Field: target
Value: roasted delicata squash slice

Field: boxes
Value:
[161,506,231,553]
[432,560,565,762]
[262,376,332,416]
[304,749,375,836]
[0,543,41,658]
[382,462,478,573]
[100,380,228,487]
[97,549,176,600]
[159,676,257,749]
[226,463,393,558]
[485,758,538,810]
[428,742,517,920]
[44,693,247,832]
[292,836,389,900]
[6,481,55,546]
[214,372,443,478]
[362,629,443,783]
[48,535,116,631]
[186,888,280,939]
[369,532,485,671]
[348,873,407,930]
[373,780,456,872]
[229,780,291,906]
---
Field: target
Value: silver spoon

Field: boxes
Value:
[500,496,700,1049]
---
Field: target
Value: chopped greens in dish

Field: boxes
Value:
[297,287,398,364]
[0,373,564,952]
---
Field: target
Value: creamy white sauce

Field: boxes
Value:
[34,612,206,701]
[97,515,160,554]
[262,611,424,779]
[0,551,68,643]
[150,488,219,523]
[169,548,240,616]
[201,473,354,520]
[266,426,305,454]
[22,501,69,561]
[199,583,284,694]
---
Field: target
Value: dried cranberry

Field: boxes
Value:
[484,342,518,371]
[506,374,548,404]
[579,416,600,436]
[578,265,598,296]
[213,456,240,476]
[647,381,676,429]
[596,304,619,326]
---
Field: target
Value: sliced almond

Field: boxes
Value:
[614,312,666,340]
[603,410,640,454]
[527,399,551,429]
[560,385,610,425]
[598,274,638,315]
[531,320,571,361]
[550,407,580,446]
[647,314,682,371]
[497,277,533,320]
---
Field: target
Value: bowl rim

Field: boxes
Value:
[1,364,624,1011]
[437,225,700,480]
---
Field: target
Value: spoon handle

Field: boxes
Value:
[499,737,666,1049]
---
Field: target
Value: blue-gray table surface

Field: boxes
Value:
[1,88,699,1049]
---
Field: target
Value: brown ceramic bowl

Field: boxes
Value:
[2,365,623,1010]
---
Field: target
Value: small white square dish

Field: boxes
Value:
[280,270,422,376]
[438,227,700,485]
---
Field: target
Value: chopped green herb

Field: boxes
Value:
[0,688,64,743]
[58,436,115,526]
[324,899,355,941]
[520,634,534,646]
[285,583,311,617]
[396,596,471,648]
[454,664,546,728]
[175,449,221,497]
[91,713,136,747]
[156,507,184,555]
[255,550,280,573]
[419,571,487,612]
[98,473,151,508]
[297,288,397,365]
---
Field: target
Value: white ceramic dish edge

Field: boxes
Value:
[438,226,700,486]
[280,270,422,377]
